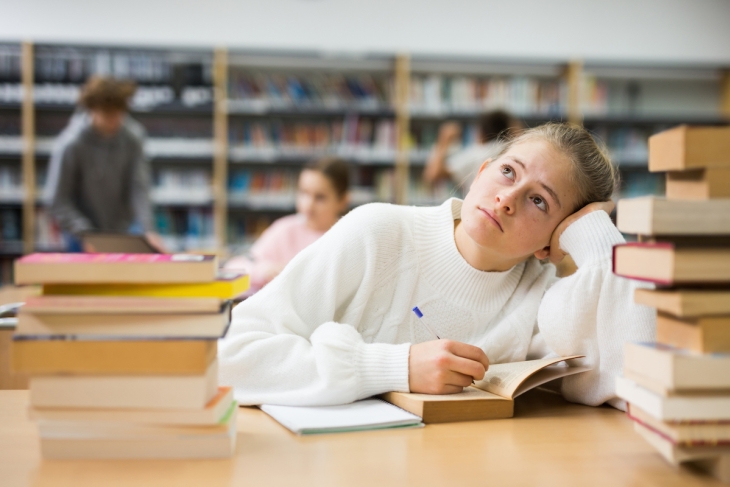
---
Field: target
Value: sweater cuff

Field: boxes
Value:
[355,342,411,399]
[559,211,625,268]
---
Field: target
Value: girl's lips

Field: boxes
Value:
[478,207,503,232]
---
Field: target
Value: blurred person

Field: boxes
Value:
[225,158,350,294]
[423,110,523,192]
[46,77,165,252]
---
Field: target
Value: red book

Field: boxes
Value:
[15,253,218,285]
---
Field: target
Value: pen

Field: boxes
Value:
[412,306,440,340]
[412,306,475,385]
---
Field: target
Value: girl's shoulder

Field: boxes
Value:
[341,202,428,231]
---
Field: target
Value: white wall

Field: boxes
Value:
[2,0,730,64]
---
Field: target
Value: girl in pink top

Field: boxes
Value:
[226,158,350,293]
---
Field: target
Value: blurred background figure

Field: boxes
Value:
[423,110,523,193]
[45,77,165,252]
[225,158,350,294]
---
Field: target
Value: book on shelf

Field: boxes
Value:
[648,125,730,172]
[408,74,566,116]
[14,253,218,285]
[623,342,730,391]
[616,376,730,421]
[666,167,730,200]
[260,399,423,436]
[21,295,224,314]
[627,403,730,446]
[42,272,249,299]
[29,386,234,425]
[227,71,392,109]
[29,360,219,409]
[12,338,217,375]
[381,356,588,424]
[634,288,730,317]
[39,404,237,460]
[15,300,232,338]
[656,312,730,354]
[612,242,730,285]
[616,196,730,236]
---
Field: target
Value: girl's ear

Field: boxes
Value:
[533,245,550,260]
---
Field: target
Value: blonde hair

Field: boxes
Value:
[500,123,618,211]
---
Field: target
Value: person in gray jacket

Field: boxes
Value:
[46,77,164,252]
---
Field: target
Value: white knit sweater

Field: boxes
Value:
[219,198,655,408]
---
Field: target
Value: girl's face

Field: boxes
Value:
[460,138,580,264]
[296,169,348,232]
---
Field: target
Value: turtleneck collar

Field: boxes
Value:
[414,198,526,314]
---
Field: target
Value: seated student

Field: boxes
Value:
[225,158,350,294]
[45,77,165,252]
[423,110,522,193]
[219,123,655,409]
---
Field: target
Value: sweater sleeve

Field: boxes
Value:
[534,211,656,407]
[128,135,154,233]
[47,142,94,235]
[218,205,412,406]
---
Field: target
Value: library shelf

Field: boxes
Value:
[1,40,728,274]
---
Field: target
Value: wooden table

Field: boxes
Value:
[0,389,724,487]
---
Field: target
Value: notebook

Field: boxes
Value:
[260,399,423,435]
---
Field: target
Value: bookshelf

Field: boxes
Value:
[1,41,728,284]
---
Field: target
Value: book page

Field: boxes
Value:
[472,355,583,399]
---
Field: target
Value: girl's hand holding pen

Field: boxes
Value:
[408,340,490,395]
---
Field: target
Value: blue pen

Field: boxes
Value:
[412,306,440,340]
[413,306,476,384]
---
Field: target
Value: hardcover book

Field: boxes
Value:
[648,125,730,172]
[12,338,217,375]
[381,356,588,423]
[624,342,730,391]
[15,253,218,285]
[616,196,730,236]
[42,272,249,299]
[613,242,730,285]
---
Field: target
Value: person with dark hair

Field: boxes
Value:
[46,77,164,252]
[225,158,351,294]
[423,110,522,192]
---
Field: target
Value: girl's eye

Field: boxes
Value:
[501,165,515,180]
[532,196,547,212]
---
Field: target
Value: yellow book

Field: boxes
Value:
[42,272,249,299]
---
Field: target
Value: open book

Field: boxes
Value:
[381,356,589,423]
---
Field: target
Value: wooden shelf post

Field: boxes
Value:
[565,60,584,125]
[21,41,36,255]
[212,47,229,253]
[394,53,410,205]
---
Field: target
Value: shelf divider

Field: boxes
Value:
[394,53,410,205]
[565,60,583,125]
[213,47,229,252]
[21,41,36,255]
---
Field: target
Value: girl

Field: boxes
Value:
[225,158,350,294]
[219,123,655,408]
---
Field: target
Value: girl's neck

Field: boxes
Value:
[453,219,525,272]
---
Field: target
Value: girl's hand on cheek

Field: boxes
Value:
[548,200,615,265]
[408,340,490,394]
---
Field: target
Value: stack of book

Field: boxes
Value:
[613,125,730,483]
[11,253,249,459]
